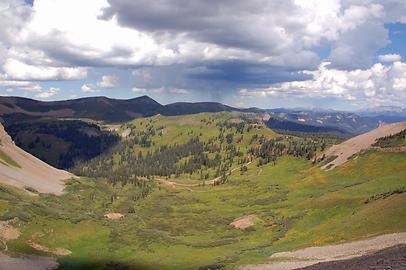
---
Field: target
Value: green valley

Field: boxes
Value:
[0,112,405,270]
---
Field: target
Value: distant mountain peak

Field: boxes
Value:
[0,95,254,122]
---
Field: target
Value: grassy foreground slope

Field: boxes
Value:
[0,113,404,270]
[1,153,404,269]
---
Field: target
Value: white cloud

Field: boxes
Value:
[2,0,405,71]
[2,59,87,81]
[35,87,60,98]
[97,75,119,88]
[81,84,95,92]
[80,75,118,93]
[0,0,31,55]
[131,86,189,94]
[239,61,406,107]
[132,69,153,82]
[168,88,189,94]
[0,77,42,92]
[131,87,147,93]
[378,54,402,62]
[96,0,406,68]
[0,74,63,98]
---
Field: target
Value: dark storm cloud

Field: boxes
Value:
[99,0,406,70]
[186,61,311,85]
[25,34,136,68]
[130,61,313,101]
[99,0,301,54]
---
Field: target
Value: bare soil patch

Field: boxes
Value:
[0,225,20,241]
[230,215,258,229]
[121,128,131,137]
[104,213,124,220]
[0,220,21,252]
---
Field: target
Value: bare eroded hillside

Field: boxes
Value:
[0,123,73,194]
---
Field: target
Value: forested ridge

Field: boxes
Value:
[4,119,119,168]
[373,128,406,147]
[73,113,335,191]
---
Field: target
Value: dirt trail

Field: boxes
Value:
[238,232,406,270]
[321,122,406,170]
[0,123,73,194]
[27,240,72,256]
[157,161,252,188]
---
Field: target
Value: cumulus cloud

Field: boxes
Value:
[0,0,31,50]
[81,84,95,93]
[0,0,89,83]
[2,0,405,70]
[0,79,40,92]
[97,75,118,88]
[35,87,60,98]
[99,0,406,68]
[169,88,189,94]
[80,75,119,93]
[378,54,402,62]
[131,86,189,94]
[2,59,87,81]
[239,61,406,107]
[131,87,147,93]
[153,87,190,94]
[0,75,62,98]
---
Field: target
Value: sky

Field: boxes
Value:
[1,0,406,110]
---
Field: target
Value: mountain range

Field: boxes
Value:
[0,95,237,123]
[1,95,405,135]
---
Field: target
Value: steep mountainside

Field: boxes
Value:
[0,123,72,194]
[320,122,406,170]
